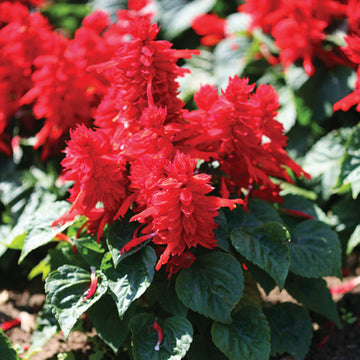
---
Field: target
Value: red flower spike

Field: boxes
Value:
[83,266,98,300]
[152,318,163,351]
[0,317,21,331]
[330,276,360,295]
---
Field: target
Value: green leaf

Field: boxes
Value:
[0,329,20,360]
[187,335,227,360]
[285,275,340,326]
[211,306,271,360]
[226,198,283,233]
[1,189,46,249]
[73,237,105,269]
[157,281,188,317]
[105,216,149,267]
[335,125,360,198]
[101,247,156,317]
[87,295,132,354]
[129,313,193,360]
[230,223,290,289]
[346,224,360,255]
[246,263,276,295]
[292,66,354,125]
[175,252,244,323]
[157,0,216,39]
[277,86,297,133]
[19,200,71,263]
[279,195,330,225]
[214,209,231,251]
[288,220,342,278]
[45,265,108,338]
[264,302,313,360]
[303,128,351,199]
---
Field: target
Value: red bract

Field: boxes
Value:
[241,0,348,75]
[53,125,128,242]
[130,151,241,270]
[0,1,54,154]
[20,10,123,160]
[183,76,310,204]
[0,0,45,7]
[191,14,227,46]
[239,0,282,33]
[333,35,360,112]
[94,13,199,135]
[347,0,360,35]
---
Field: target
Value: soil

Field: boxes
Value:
[1,253,360,360]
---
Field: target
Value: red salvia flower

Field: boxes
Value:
[53,124,128,241]
[191,14,227,46]
[94,13,199,135]
[129,151,241,270]
[183,76,310,204]
[0,2,54,155]
[241,0,348,75]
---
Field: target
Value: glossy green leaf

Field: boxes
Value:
[19,199,71,263]
[288,220,342,278]
[335,125,360,198]
[264,302,313,359]
[157,281,188,317]
[346,224,360,255]
[129,313,193,360]
[285,275,340,326]
[45,265,108,338]
[230,222,290,289]
[303,128,351,199]
[73,237,105,269]
[279,195,330,225]
[87,295,132,354]
[0,329,20,360]
[101,247,156,317]
[226,198,283,233]
[214,209,231,251]
[277,86,297,133]
[292,66,354,125]
[175,252,244,323]
[105,216,149,267]
[211,306,271,360]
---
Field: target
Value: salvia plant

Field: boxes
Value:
[1,0,360,359]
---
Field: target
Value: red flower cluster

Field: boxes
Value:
[0,1,54,154]
[240,0,350,75]
[53,10,308,271]
[0,3,124,159]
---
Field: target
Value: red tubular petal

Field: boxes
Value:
[330,276,360,295]
[0,318,21,331]
[84,266,98,300]
[152,319,163,351]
